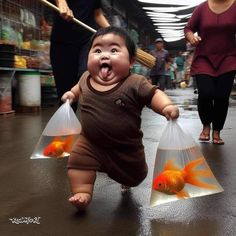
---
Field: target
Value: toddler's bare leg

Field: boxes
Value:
[68,169,96,210]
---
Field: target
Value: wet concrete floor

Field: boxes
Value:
[0,88,236,236]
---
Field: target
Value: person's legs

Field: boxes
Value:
[175,71,182,87]
[212,71,235,144]
[150,75,158,85]
[196,74,214,140]
[165,75,171,89]
[68,169,96,210]
[158,75,166,91]
[50,42,81,112]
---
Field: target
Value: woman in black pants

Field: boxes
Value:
[184,0,236,144]
[196,72,235,144]
[50,0,109,112]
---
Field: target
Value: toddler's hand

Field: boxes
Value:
[162,105,179,120]
[61,91,75,104]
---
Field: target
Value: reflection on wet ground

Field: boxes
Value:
[168,88,236,111]
[150,218,220,236]
[1,87,236,235]
[167,89,198,111]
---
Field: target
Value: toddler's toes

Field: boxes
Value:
[69,193,91,210]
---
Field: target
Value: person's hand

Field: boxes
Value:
[162,105,179,120]
[61,91,75,103]
[57,0,74,21]
[186,32,201,46]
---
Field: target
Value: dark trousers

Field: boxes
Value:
[150,75,166,91]
[50,41,89,112]
[196,71,235,131]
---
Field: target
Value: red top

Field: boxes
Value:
[184,1,236,76]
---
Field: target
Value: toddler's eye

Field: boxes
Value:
[111,48,118,53]
[95,49,102,53]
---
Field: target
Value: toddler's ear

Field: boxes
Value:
[130,57,136,68]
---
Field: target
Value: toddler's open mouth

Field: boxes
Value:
[100,63,111,78]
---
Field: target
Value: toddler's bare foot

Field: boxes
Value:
[69,193,91,210]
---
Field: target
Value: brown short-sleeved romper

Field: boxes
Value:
[68,71,157,187]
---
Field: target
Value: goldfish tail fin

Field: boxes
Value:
[184,158,217,189]
[164,159,180,171]
[64,135,75,153]
[186,177,217,189]
[184,158,204,172]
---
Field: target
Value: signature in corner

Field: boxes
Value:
[9,217,41,224]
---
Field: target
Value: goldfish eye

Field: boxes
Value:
[158,183,162,187]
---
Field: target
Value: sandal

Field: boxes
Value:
[212,130,224,145]
[212,138,224,145]
[199,132,210,141]
[199,125,211,141]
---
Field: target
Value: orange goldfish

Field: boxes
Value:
[43,135,74,158]
[152,158,216,198]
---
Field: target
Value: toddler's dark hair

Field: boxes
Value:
[89,26,137,61]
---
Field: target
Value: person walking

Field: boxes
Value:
[184,0,236,145]
[61,27,179,210]
[149,38,170,91]
[50,0,110,112]
[175,51,185,86]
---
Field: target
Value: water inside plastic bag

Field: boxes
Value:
[150,147,224,207]
[31,134,79,159]
[30,100,81,159]
[150,121,224,207]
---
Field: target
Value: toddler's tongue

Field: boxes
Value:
[101,67,109,78]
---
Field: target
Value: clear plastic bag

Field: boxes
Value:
[150,120,224,207]
[30,100,81,159]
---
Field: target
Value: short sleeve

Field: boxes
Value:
[137,77,158,106]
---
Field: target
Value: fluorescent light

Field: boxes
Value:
[146,12,177,18]
[151,18,181,22]
[157,26,185,29]
[138,0,204,42]
[154,22,187,26]
[138,0,204,5]
[176,13,192,19]
[163,36,185,42]
[160,31,184,34]
[143,5,196,12]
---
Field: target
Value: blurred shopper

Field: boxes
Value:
[184,0,236,145]
[165,60,171,89]
[175,51,185,86]
[50,0,109,112]
[169,57,177,89]
[184,51,194,86]
[165,56,177,89]
[149,38,170,91]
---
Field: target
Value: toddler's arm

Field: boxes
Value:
[150,89,179,120]
[61,83,80,103]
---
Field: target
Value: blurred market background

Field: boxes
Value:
[0,0,235,114]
